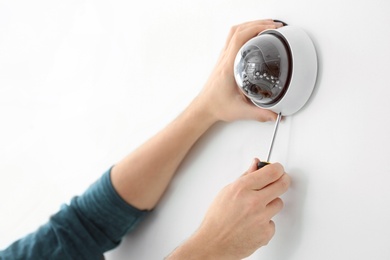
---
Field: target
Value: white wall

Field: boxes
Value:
[1,0,390,259]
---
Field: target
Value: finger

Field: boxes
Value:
[274,22,284,28]
[224,20,281,54]
[223,19,275,48]
[233,84,278,122]
[247,158,260,173]
[237,19,278,30]
[241,158,260,177]
[239,100,278,122]
[265,197,284,218]
[228,23,279,55]
[241,163,285,190]
[262,220,276,245]
[260,173,291,204]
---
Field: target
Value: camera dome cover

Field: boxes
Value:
[234,26,318,116]
[234,33,291,107]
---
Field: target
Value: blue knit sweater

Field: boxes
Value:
[0,169,149,260]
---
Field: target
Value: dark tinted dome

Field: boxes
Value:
[235,33,292,106]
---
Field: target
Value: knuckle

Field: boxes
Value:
[274,198,284,210]
[262,224,275,245]
[278,197,285,208]
[265,163,285,181]
[230,25,239,34]
[266,228,275,240]
[278,174,291,191]
[267,169,278,181]
[266,165,282,180]
[272,162,285,174]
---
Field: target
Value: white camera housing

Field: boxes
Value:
[234,26,318,116]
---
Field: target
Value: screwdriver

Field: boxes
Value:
[257,112,282,169]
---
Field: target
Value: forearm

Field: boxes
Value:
[111,19,279,211]
[111,96,217,210]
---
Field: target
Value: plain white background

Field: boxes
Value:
[1,0,390,259]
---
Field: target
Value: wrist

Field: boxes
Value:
[166,232,236,260]
[185,95,219,128]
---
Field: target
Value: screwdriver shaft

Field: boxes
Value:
[266,112,282,162]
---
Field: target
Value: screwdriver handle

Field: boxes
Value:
[257,161,270,169]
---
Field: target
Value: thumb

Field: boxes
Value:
[242,158,260,177]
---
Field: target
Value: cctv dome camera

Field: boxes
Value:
[234,25,318,116]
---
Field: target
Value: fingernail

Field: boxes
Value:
[273,19,288,26]
[251,158,258,168]
[268,116,276,122]
[274,22,283,27]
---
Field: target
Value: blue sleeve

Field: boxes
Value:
[0,168,150,260]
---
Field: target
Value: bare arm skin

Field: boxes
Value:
[111,19,282,211]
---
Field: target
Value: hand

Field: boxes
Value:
[167,159,290,259]
[195,19,284,123]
